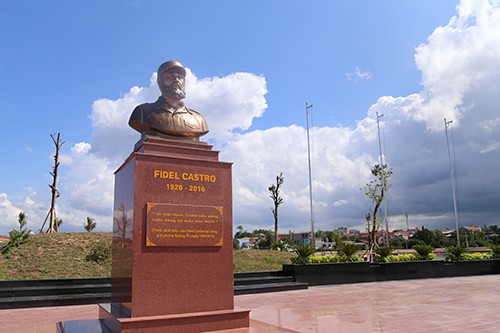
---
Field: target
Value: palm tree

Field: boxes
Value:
[18,211,27,231]
[84,217,96,232]
[55,218,63,232]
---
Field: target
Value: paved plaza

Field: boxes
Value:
[1,275,499,332]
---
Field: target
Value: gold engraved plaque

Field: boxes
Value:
[146,203,223,247]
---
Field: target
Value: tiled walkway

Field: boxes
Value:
[234,274,500,333]
[1,275,500,332]
[0,304,99,333]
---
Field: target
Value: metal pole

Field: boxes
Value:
[405,213,409,250]
[376,112,389,245]
[306,102,315,249]
[444,118,460,246]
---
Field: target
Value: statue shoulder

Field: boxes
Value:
[187,108,208,132]
[188,108,204,117]
[129,101,160,132]
[133,101,156,113]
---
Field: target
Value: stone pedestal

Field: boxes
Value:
[57,137,249,333]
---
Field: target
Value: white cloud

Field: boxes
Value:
[0,190,47,233]
[0,193,22,231]
[3,0,499,236]
[408,0,500,132]
[345,67,374,82]
[42,69,269,233]
[186,71,268,141]
[221,125,377,233]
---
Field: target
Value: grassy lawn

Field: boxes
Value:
[0,232,294,280]
[234,249,294,272]
[0,232,112,280]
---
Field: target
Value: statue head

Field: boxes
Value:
[156,60,187,100]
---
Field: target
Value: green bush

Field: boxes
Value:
[386,253,437,262]
[86,240,112,264]
[374,246,394,259]
[462,252,492,261]
[490,245,500,259]
[1,229,32,254]
[271,240,291,251]
[412,244,435,260]
[307,254,361,264]
[386,254,418,262]
[291,245,315,265]
[445,246,466,262]
[337,243,360,257]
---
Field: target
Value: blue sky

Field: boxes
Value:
[1,0,500,235]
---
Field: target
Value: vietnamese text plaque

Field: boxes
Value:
[145,203,223,247]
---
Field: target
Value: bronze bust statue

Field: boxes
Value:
[129,61,209,141]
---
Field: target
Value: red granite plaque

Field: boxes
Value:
[146,203,223,247]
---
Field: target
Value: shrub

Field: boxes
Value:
[337,243,360,257]
[337,254,361,263]
[291,245,315,265]
[445,246,466,262]
[374,246,394,261]
[374,253,438,262]
[412,244,435,260]
[271,240,291,252]
[462,252,492,261]
[86,240,112,264]
[1,229,32,254]
[307,254,361,263]
[385,254,419,262]
[490,245,500,259]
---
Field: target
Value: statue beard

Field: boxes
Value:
[162,82,186,100]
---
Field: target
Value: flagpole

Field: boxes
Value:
[306,102,315,249]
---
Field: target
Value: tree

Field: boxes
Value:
[18,211,27,231]
[55,218,63,232]
[363,164,392,261]
[48,133,64,233]
[2,212,32,254]
[39,133,65,233]
[389,237,406,249]
[234,225,251,238]
[233,238,240,250]
[84,217,97,232]
[268,172,284,244]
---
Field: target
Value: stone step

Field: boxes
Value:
[234,281,308,295]
[0,284,111,298]
[234,275,295,286]
[0,272,308,309]
[0,292,112,309]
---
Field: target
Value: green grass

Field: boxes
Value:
[0,232,112,280]
[0,232,294,280]
[234,249,294,272]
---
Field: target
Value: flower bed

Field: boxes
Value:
[282,259,500,286]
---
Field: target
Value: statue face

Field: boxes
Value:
[158,71,186,100]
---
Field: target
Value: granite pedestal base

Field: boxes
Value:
[57,303,250,333]
[57,137,249,332]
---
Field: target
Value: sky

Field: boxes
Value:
[1,0,500,236]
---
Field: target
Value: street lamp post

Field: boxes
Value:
[405,213,409,250]
[444,118,460,246]
[376,112,389,245]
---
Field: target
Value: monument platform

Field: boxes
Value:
[4,275,500,332]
